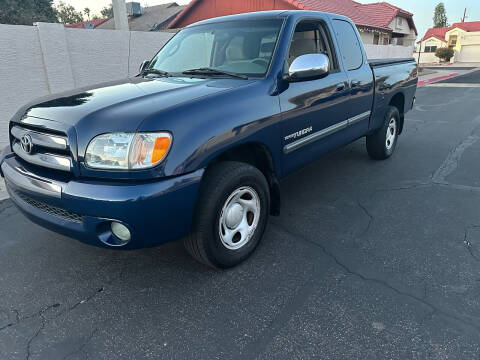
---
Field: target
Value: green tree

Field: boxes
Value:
[84,7,91,20]
[435,47,454,62]
[100,4,114,19]
[433,3,448,28]
[55,1,84,24]
[0,0,58,25]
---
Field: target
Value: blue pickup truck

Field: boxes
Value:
[0,11,417,268]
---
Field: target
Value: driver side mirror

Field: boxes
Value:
[139,60,150,74]
[285,54,329,82]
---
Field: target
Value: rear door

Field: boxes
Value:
[331,19,374,137]
[279,18,350,175]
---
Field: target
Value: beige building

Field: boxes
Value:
[415,21,480,64]
[359,13,416,48]
[353,2,417,48]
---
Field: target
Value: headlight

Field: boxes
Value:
[85,132,172,170]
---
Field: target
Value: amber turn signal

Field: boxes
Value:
[152,136,171,164]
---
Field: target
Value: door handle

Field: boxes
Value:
[351,80,360,88]
[336,83,346,91]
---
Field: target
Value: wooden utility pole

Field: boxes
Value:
[461,8,467,22]
[417,40,422,65]
[112,0,129,31]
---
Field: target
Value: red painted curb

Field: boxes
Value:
[418,73,458,86]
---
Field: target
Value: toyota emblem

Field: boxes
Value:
[21,133,33,154]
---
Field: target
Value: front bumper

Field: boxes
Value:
[0,152,204,249]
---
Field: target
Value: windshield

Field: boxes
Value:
[147,19,284,78]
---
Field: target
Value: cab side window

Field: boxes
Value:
[331,19,363,71]
[288,20,338,72]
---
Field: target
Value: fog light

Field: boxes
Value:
[111,222,131,244]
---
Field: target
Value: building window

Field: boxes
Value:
[398,18,403,26]
[373,34,379,45]
[396,37,404,46]
[383,36,389,45]
[424,46,437,53]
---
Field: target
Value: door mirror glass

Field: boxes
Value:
[287,54,329,82]
[139,60,150,74]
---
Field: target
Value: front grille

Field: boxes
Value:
[15,191,84,223]
[10,125,72,172]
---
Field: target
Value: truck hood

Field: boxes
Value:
[20,76,254,134]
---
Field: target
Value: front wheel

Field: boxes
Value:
[366,106,400,160]
[184,161,270,269]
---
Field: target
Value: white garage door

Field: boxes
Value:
[458,45,480,62]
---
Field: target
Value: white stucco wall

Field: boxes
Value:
[0,23,173,150]
[413,51,439,64]
[364,44,414,59]
[459,33,480,46]
[388,16,411,35]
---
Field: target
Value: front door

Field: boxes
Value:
[279,19,351,175]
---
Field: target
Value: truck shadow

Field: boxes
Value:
[3,135,480,358]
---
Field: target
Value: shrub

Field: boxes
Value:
[435,47,454,62]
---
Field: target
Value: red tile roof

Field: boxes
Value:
[421,27,449,42]
[169,0,416,33]
[356,2,414,30]
[294,1,416,33]
[65,18,109,29]
[450,20,480,32]
[421,21,480,42]
[296,0,385,29]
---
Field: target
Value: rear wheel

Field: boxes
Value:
[184,161,270,268]
[366,106,400,160]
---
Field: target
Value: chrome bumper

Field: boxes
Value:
[1,161,65,199]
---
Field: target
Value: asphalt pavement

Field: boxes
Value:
[1,71,480,359]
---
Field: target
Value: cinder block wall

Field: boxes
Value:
[0,22,414,150]
[0,23,174,150]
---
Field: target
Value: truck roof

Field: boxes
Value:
[187,10,350,27]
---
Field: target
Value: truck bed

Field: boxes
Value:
[368,57,418,134]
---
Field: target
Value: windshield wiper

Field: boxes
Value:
[182,68,248,79]
[142,68,170,77]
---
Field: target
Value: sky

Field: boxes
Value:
[55,0,480,38]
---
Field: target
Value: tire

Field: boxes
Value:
[366,106,400,160]
[184,161,270,269]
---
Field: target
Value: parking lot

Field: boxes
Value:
[1,70,480,359]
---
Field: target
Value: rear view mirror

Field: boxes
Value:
[139,60,150,74]
[287,54,329,82]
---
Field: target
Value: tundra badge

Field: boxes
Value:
[284,127,313,141]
